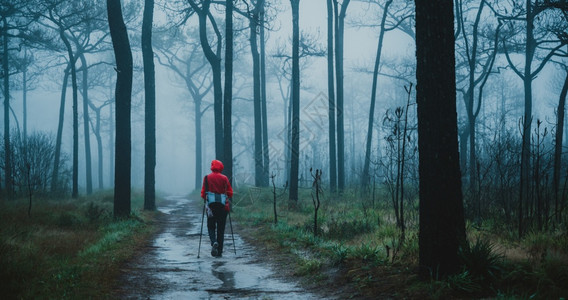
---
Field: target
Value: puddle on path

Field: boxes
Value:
[118,196,320,299]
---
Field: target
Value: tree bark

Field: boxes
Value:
[189,0,224,160]
[58,28,79,199]
[195,99,203,189]
[23,60,27,143]
[107,0,133,218]
[260,2,269,187]
[3,17,12,196]
[416,0,465,279]
[554,67,568,224]
[289,0,301,205]
[519,0,535,237]
[326,0,337,193]
[223,0,234,185]
[52,64,71,193]
[79,54,93,194]
[142,0,156,210]
[333,0,350,191]
[251,3,263,187]
[91,106,104,190]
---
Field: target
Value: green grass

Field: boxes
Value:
[0,190,160,299]
[232,186,568,299]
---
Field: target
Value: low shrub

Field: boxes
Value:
[459,237,503,288]
[324,217,375,240]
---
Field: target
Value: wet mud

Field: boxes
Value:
[117,196,320,299]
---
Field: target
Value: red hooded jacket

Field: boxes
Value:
[201,160,233,199]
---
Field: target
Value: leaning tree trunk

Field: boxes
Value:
[362,0,391,187]
[52,65,71,193]
[142,0,156,210]
[416,0,466,279]
[190,0,224,160]
[107,0,133,219]
[289,0,301,206]
[58,30,79,199]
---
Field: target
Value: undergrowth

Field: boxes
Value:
[0,190,160,299]
[232,186,568,299]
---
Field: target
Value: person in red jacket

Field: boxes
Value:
[201,159,233,257]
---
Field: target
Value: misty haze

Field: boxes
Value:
[1,0,567,299]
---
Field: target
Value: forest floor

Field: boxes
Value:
[114,193,568,299]
[115,195,329,299]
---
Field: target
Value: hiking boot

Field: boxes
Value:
[211,242,219,257]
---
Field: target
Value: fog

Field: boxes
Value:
[1,0,563,196]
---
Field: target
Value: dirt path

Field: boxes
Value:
[117,195,321,299]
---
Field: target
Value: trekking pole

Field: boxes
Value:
[197,200,205,258]
[228,210,237,255]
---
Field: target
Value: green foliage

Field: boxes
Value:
[459,237,503,287]
[324,217,375,240]
[56,211,83,227]
[232,186,568,299]
[447,271,482,294]
[0,192,156,299]
[84,202,109,223]
[330,243,349,266]
[541,252,568,289]
[521,230,568,262]
[349,243,385,264]
[295,258,322,276]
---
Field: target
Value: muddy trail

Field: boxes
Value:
[117,196,321,299]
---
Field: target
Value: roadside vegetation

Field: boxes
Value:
[0,191,160,299]
[233,186,568,299]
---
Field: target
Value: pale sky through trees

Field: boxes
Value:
[3,0,561,195]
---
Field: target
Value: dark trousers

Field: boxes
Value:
[207,202,228,254]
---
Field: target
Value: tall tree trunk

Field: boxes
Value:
[326,0,337,193]
[58,30,79,198]
[554,67,568,224]
[79,54,93,194]
[223,0,233,184]
[462,0,486,196]
[251,3,263,187]
[107,0,133,218]
[416,0,465,279]
[190,0,223,160]
[109,98,114,187]
[52,65,71,193]
[195,100,203,189]
[93,108,104,190]
[289,0,301,206]
[333,0,350,191]
[519,0,535,237]
[362,0,391,187]
[23,63,27,143]
[142,0,156,210]
[3,17,12,196]
[260,2,269,187]
[285,83,292,183]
